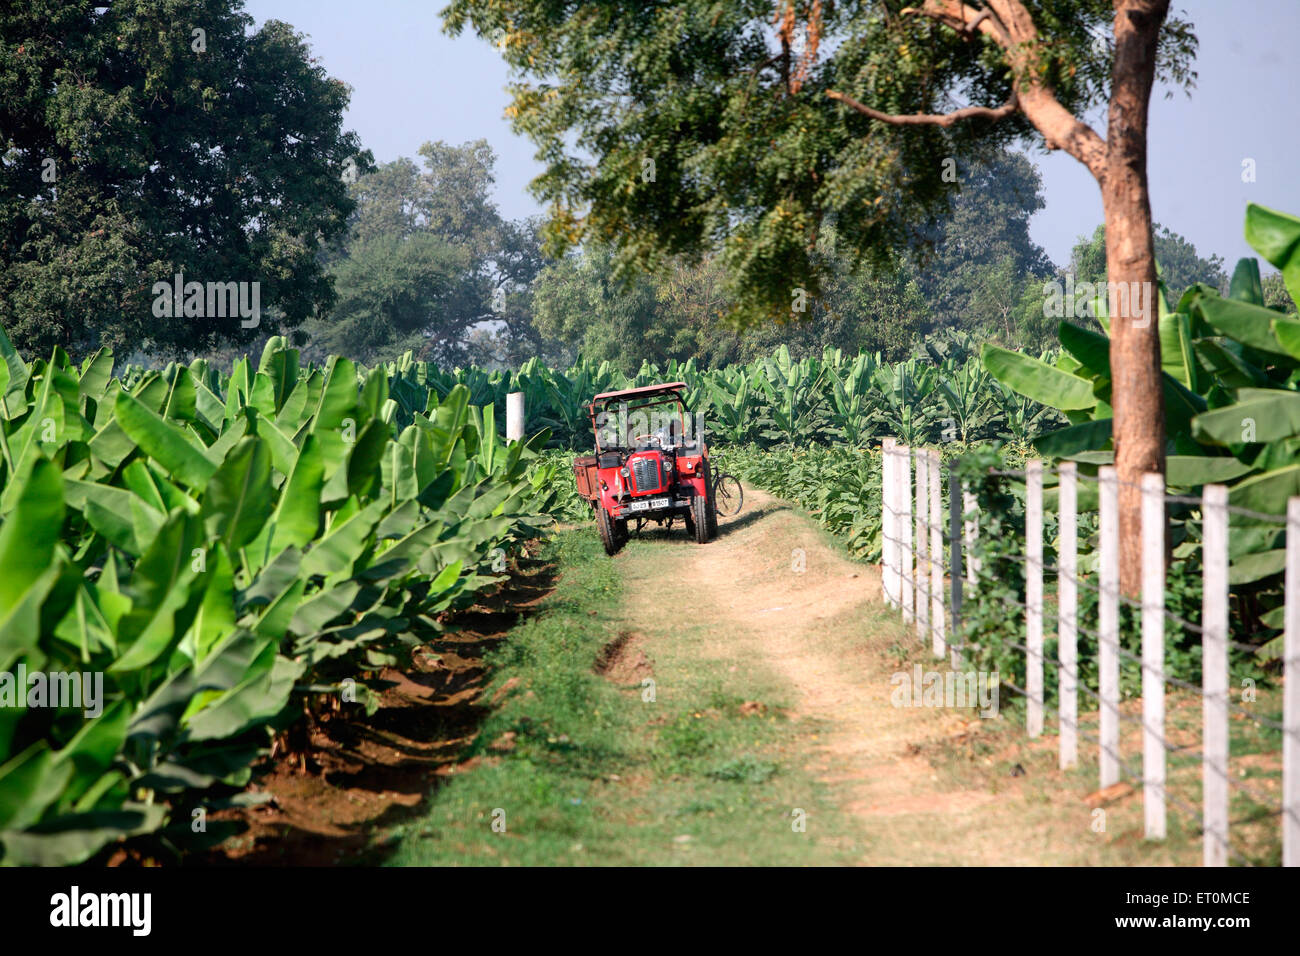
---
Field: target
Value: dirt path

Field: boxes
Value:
[616,485,1196,865]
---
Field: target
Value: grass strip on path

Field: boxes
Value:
[387,528,861,865]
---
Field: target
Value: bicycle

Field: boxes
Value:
[711,468,744,518]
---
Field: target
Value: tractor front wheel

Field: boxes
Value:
[700,459,718,537]
[691,492,712,544]
[596,507,625,555]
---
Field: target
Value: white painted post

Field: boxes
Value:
[899,446,914,625]
[1099,466,1121,788]
[1058,462,1078,770]
[948,470,964,669]
[915,449,930,641]
[882,439,898,608]
[1201,484,1229,867]
[506,391,526,442]
[929,449,944,660]
[1026,460,1044,739]
[1141,472,1167,840]
[1284,496,1300,867]
[963,486,979,585]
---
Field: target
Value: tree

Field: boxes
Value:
[1150,224,1227,293]
[530,244,666,371]
[919,149,1055,333]
[0,0,368,357]
[531,236,928,368]
[307,141,545,366]
[1262,272,1298,314]
[965,256,1039,341]
[1069,222,1226,296]
[305,234,474,364]
[446,0,1197,592]
[816,252,931,361]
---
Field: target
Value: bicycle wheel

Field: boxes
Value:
[713,472,743,518]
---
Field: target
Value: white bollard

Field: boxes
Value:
[506,391,525,443]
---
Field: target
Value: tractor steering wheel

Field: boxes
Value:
[633,434,660,446]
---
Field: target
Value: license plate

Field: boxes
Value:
[625,497,671,513]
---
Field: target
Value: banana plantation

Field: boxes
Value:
[4,197,1300,867]
[0,309,1058,865]
[396,332,1063,453]
[0,334,562,864]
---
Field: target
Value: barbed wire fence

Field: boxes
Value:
[878,438,1299,867]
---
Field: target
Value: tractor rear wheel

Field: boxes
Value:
[596,507,623,555]
[691,491,712,544]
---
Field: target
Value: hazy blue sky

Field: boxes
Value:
[243,0,1300,271]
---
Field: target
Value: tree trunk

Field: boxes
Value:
[837,0,1172,593]
[1104,0,1168,595]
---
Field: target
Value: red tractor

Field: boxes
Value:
[572,382,740,555]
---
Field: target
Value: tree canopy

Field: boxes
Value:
[443,0,1195,325]
[304,140,546,367]
[1069,222,1227,295]
[0,0,368,357]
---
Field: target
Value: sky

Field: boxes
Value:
[242,0,1300,271]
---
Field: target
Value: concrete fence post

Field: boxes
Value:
[1283,497,1300,866]
[899,446,913,625]
[1058,462,1078,770]
[929,450,944,659]
[1026,460,1044,739]
[1098,466,1121,788]
[1141,471,1167,840]
[915,449,930,642]
[882,439,898,608]
[1201,484,1229,866]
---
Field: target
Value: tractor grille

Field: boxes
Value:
[630,456,662,493]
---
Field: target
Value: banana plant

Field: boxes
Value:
[703,368,762,444]
[936,358,1001,444]
[982,201,1300,658]
[871,359,940,445]
[826,351,881,446]
[755,346,832,445]
[0,331,563,865]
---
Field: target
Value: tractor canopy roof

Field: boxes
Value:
[590,382,687,406]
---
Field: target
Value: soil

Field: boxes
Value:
[594,631,655,686]
[190,554,557,867]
